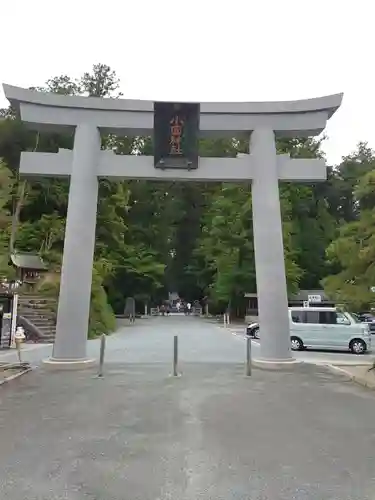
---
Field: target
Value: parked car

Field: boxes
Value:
[357,312,375,321]
[246,322,259,338]
[289,307,371,354]
[246,307,371,354]
[354,312,375,334]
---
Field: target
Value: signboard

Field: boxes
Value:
[124,296,135,316]
[154,102,200,170]
[0,313,11,348]
[307,294,321,303]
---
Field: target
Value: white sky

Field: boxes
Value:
[0,0,373,165]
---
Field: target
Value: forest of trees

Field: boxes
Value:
[1,63,375,335]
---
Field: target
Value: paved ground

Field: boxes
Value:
[0,315,246,366]
[2,317,375,499]
[2,316,372,367]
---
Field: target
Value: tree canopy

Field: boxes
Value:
[0,62,373,333]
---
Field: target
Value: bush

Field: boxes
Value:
[39,268,116,339]
[88,268,116,338]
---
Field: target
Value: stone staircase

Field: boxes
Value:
[17,294,57,343]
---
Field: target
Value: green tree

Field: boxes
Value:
[2,65,362,323]
[329,142,375,223]
[323,167,375,310]
[0,159,16,279]
[191,136,331,314]
[80,63,123,98]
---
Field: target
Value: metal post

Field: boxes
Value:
[98,333,106,378]
[173,335,178,376]
[246,337,252,376]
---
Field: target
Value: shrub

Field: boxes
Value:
[38,268,116,339]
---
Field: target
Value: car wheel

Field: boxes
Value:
[291,336,304,351]
[252,326,260,339]
[350,339,366,354]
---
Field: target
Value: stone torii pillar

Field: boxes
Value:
[250,128,292,364]
[2,84,342,369]
[52,124,101,366]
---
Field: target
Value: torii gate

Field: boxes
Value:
[2,84,342,369]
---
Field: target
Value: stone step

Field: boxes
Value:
[19,300,54,304]
[35,338,55,344]
[19,305,56,312]
[17,294,57,343]
[19,294,56,300]
[19,300,55,304]
[19,310,55,316]
[18,298,56,303]
[19,314,56,318]
[19,304,55,310]
[18,300,56,306]
[18,309,56,316]
[18,295,52,298]
[19,306,55,312]
[27,328,55,335]
[19,316,55,324]
[21,322,55,329]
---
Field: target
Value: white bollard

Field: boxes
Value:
[14,326,26,363]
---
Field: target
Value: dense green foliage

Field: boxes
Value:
[1,62,375,333]
[323,145,375,310]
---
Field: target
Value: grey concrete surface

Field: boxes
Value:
[1,317,375,498]
[251,128,292,362]
[53,124,100,362]
[20,150,328,182]
[3,83,342,136]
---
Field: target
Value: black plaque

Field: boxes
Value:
[154,102,199,170]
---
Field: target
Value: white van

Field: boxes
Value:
[289,307,371,354]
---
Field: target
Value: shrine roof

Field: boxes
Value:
[10,252,48,270]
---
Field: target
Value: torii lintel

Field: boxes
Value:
[19,150,326,183]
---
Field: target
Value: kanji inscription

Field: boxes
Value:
[154,102,199,170]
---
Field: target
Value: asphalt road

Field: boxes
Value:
[1,317,375,499]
